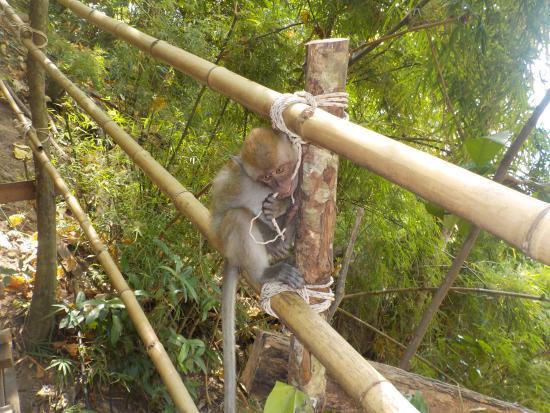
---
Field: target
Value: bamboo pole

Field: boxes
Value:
[53,0,550,266]
[0,2,418,411]
[0,79,199,413]
[398,88,550,371]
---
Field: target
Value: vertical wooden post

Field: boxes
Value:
[23,0,58,347]
[289,38,349,411]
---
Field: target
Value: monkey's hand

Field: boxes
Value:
[261,194,287,225]
[266,238,291,260]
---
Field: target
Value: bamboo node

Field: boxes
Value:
[205,65,221,88]
[522,206,550,255]
[149,38,161,54]
[359,380,391,403]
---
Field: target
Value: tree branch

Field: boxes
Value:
[165,2,239,169]
[350,14,467,65]
[344,286,549,302]
[328,207,365,322]
[399,88,550,371]
[349,0,431,66]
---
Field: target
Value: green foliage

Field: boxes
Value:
[263,381,314,413]
[39,0,550,410]
[406,391,429,413]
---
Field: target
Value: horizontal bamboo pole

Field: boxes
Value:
[55,0,550,265]
[0,80,199,413]
[0,2,417,411]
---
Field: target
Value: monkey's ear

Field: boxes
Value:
[230,155,243,167]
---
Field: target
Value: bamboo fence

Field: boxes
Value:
[55,0,550,266]
[0,80,199,413]
[0,1,418,411]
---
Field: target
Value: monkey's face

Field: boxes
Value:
[241,128,299,197]
[259,161,298,197]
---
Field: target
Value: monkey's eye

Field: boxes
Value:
[276,167,285,174]
[263,175,271,181]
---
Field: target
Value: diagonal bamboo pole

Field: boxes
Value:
[0,1,417,411]
[53,0,550,265]
[0,79,199,413]
[398,88,550,371]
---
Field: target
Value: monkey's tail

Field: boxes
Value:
[222,262,239,413]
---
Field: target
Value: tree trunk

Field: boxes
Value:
[289,38,349,411]
[23,0,57,348]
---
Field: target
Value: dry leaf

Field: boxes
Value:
[13,143,32,160]
[63,256,77,272]
[6,275,29,291]
[8,213,25,227]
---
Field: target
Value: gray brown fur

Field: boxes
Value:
[210,128,304,413]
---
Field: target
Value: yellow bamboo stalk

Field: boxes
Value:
[0,2,419,410]
[54,0,550,265]
[0,79,199,413]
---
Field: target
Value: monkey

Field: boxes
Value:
[211,127,304,413]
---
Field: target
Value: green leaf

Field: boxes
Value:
[0,266,18,276]
[110,314,122,345]
[465,136,505,166]
[407,391,429,413]
[264,381,313,413]
[85,304,104,325]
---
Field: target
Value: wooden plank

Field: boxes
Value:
[0,344,12,369]
[0,181,36,204]
[0,330,11,345]
[3,367,20,413]
[0,369,5,406]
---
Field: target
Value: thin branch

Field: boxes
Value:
[349,0,431,66]
[250,21,303,42]
[427,33,466,141]
[351,14,467,61]
[337,308,459,384]
[399,88,550,371]
[165,2,239,170]
[351,63,419,84]
[344,286,549,302]
[328,207,365,322]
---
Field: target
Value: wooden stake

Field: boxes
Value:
[289,38,349,411]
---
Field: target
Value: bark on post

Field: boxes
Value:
[23,0,58,347]
[289,38,349,411]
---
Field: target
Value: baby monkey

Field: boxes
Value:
[211,127,304,413]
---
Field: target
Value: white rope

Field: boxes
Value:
[0,9,48,48]
[14,118,33,136]
[260,277,335,317]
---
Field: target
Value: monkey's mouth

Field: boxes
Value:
[277,178,298,198]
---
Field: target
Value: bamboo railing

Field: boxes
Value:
[0,1,418,411]
[0,80,199,413]
[55,0,550,266]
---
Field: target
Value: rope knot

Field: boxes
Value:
[260,277,335,318]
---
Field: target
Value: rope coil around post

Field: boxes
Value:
[260,276,335,317]
[258,91,349,317]
[0,9,48,47]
